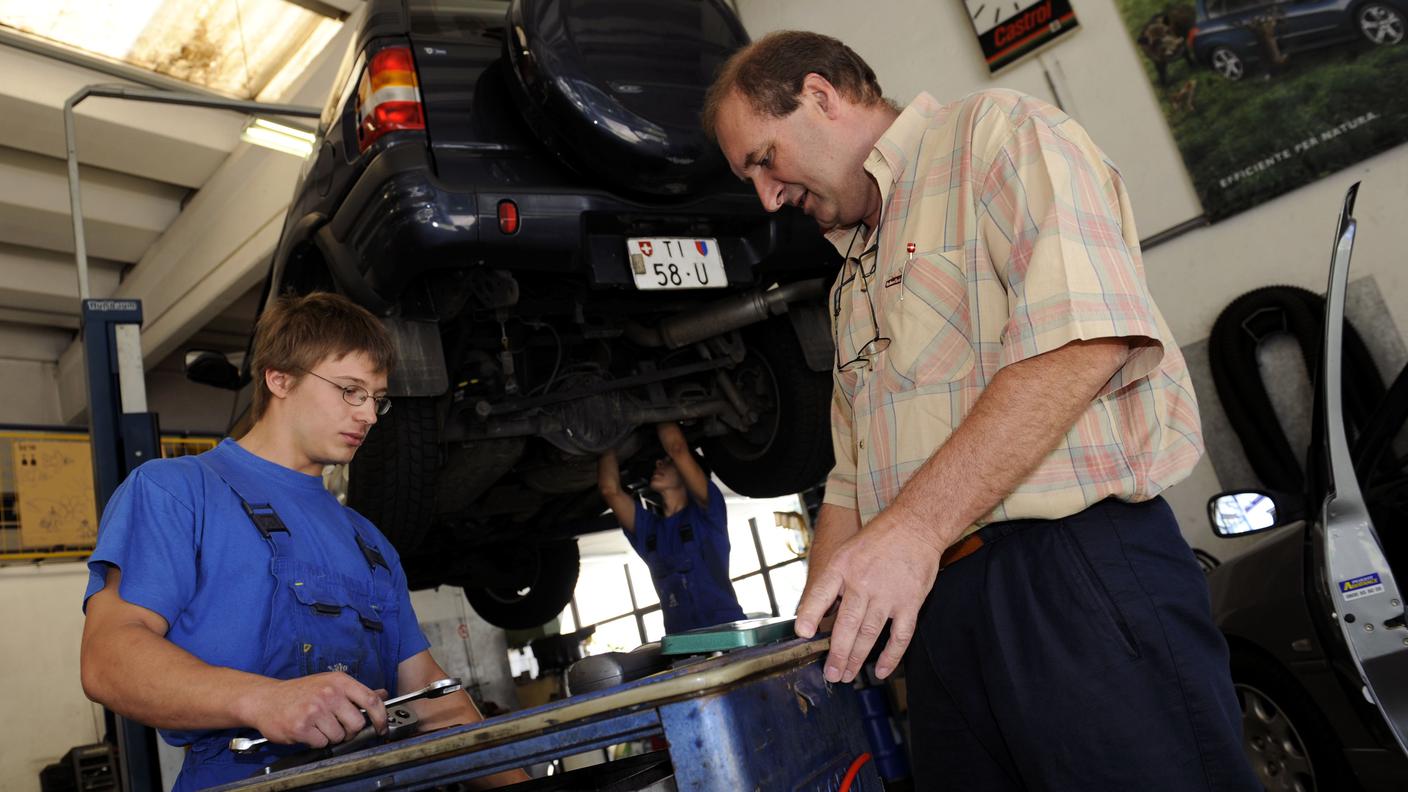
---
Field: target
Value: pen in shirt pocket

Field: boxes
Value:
[887,242,916,300]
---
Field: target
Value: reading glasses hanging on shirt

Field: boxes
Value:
[832,228,891,373]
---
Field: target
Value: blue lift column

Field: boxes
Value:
[82,298,163,792]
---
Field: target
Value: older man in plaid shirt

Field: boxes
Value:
[704,31,1258,791]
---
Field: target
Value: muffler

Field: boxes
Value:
[626,278,826,349]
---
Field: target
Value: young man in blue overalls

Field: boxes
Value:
[598,423,746,634]
[79,293,529,790]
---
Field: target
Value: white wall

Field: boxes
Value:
[0,359,63,426]
[410,586,520,716]
[0,568,516,792]
[1,323,69,426]
[0,346,235,431]
[735,0,1408,552]
[735,0,1203,237]
[0,562,106,792]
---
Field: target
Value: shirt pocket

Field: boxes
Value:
[879,249,974,388]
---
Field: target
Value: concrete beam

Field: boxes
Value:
[0,307,78,330]
[193,283,262,346]
[0,145,185,262]
[0,242,122,321]
[53,143,291,423]
[0,322,74,363]
[0,43,242,189]
[118,143,297,359]
[52,18,358,424]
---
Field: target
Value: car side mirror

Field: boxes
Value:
[184,350,244,391]
[1207,490,1287,537]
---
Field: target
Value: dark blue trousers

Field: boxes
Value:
[905,497,1260,791]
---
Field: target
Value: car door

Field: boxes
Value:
[1278,0,1352,50]
[1316,182,1408,753]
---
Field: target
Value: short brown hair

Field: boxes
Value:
[249,292,396,421]
[702,31,886,138]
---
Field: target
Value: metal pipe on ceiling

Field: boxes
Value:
[62,84,321,300]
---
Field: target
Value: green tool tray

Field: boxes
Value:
[660,616,798,655]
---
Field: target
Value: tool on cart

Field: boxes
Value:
[260,707,422,776]
[567,642,666,695]
[566,617,800,695]
[228,678,463,754]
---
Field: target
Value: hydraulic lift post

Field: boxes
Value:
[81,298,163,792]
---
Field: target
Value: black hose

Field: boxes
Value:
[1208,285,1384,492]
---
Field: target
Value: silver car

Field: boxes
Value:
[1207,183,1408,790]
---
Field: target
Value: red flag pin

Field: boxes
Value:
[906,242,916,260]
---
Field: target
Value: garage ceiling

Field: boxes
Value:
[0,0,362,425]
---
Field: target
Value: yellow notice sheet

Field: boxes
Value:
[14,440,97,547]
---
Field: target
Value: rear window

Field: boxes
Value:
[408,0,509,36]
[1205,0,1273,19]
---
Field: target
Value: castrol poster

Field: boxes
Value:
[965,0,1080,73]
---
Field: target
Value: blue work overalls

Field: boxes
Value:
[172,452,404,790]
[631,483,746,633]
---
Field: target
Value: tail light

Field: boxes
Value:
[1187,27,1199,48]
[356,46,424,152]
[498,200,520,234]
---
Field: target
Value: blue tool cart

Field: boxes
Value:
[211,637,881,791]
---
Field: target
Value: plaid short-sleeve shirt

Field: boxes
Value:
[823,90,1203,531]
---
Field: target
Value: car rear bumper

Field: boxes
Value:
[316,143,835,306]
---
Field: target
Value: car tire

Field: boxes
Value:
[347,395,439,553]
[1230,651,1361,792]
[1210,46,1246,80]
[702,320,834,498]
[1358,2,1406,45]
[461,541,581,631]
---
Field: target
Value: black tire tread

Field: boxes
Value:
[461,541,581,631]
[704,322,834,498]
[347,396,439,553]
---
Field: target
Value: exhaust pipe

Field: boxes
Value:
[626,278,826,349]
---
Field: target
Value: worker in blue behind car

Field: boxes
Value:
[79,292,528,791]
[598,423,746,633]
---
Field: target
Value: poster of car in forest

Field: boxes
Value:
[1116,0,1407,220]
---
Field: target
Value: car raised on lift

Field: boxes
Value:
[193,0,840,630]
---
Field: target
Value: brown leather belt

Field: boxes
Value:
[938,531,985,571]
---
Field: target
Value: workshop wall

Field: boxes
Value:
[0,566,517,792]
[0,359,63,425]
[1,323,69,426]
[0,563,105,792]
[736,0,1408,553]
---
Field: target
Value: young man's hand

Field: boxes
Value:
[234,672,389,748]
[655,421,710,506]
[597,449,621,496]
[655,421,687,454]
[597,449,637,532]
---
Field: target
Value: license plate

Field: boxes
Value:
[627,237,727,290]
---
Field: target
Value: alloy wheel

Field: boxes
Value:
[1211,47,1246,80]
[1359,4,1406,44]
[1237,683,1317,791]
